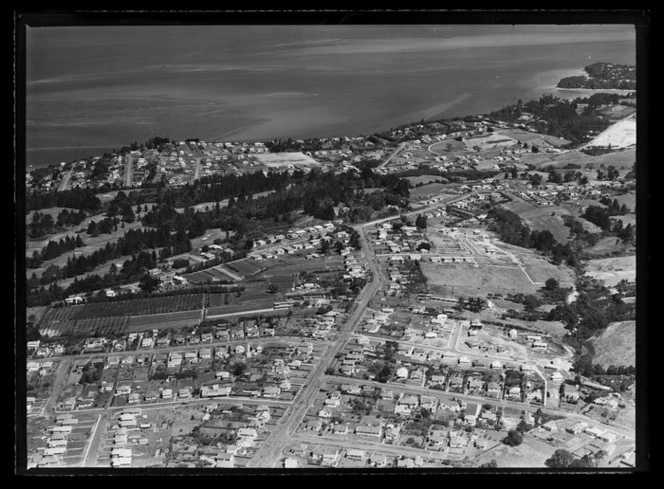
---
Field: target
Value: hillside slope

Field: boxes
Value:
[588,320,636,368]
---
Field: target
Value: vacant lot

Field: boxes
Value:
[422,262,539,296]
[589,320,636,369]
[584,255,636,286]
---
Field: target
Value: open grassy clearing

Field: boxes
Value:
[611,191,636,212]
[522,213,572,244]
[421,261,539,296]
[584,255,636,286]
[190,228,228,250]
[589,320,636,369]
[519,253,575,286]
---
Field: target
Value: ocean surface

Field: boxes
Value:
[24,24,636,168]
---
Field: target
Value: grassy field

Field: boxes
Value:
[589,320,636,369]
[612,191,636,212]
[519,253,575,286]
[190,228,227,250]
[421,262,539,296]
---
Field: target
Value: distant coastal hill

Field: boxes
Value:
[557,62,636,90]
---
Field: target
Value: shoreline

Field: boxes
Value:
[25,81,636,172]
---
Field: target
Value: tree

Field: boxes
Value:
[415,214,428,229]
[138,273,161,294]
[502,429,523,447]
[86,220,98,236]
[545,449,575,468]
[479,459,498,468]
[523,294,543,312]
[122,203,135,223]
[268,283,280,294]
[544,278,560,291]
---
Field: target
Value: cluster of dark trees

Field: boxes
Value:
[488,207,582,268]
[557,62,636,90]
[26,187,102,213]
[546,283,635,340]
[582,204,634,242]
[545,449,602,468]
[28,209,89,238]
[28,225,192,289]
[265,136,329,153]
[546,168,589,185]
[27,234,84,268]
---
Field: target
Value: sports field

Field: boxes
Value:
[255,151,320,168]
